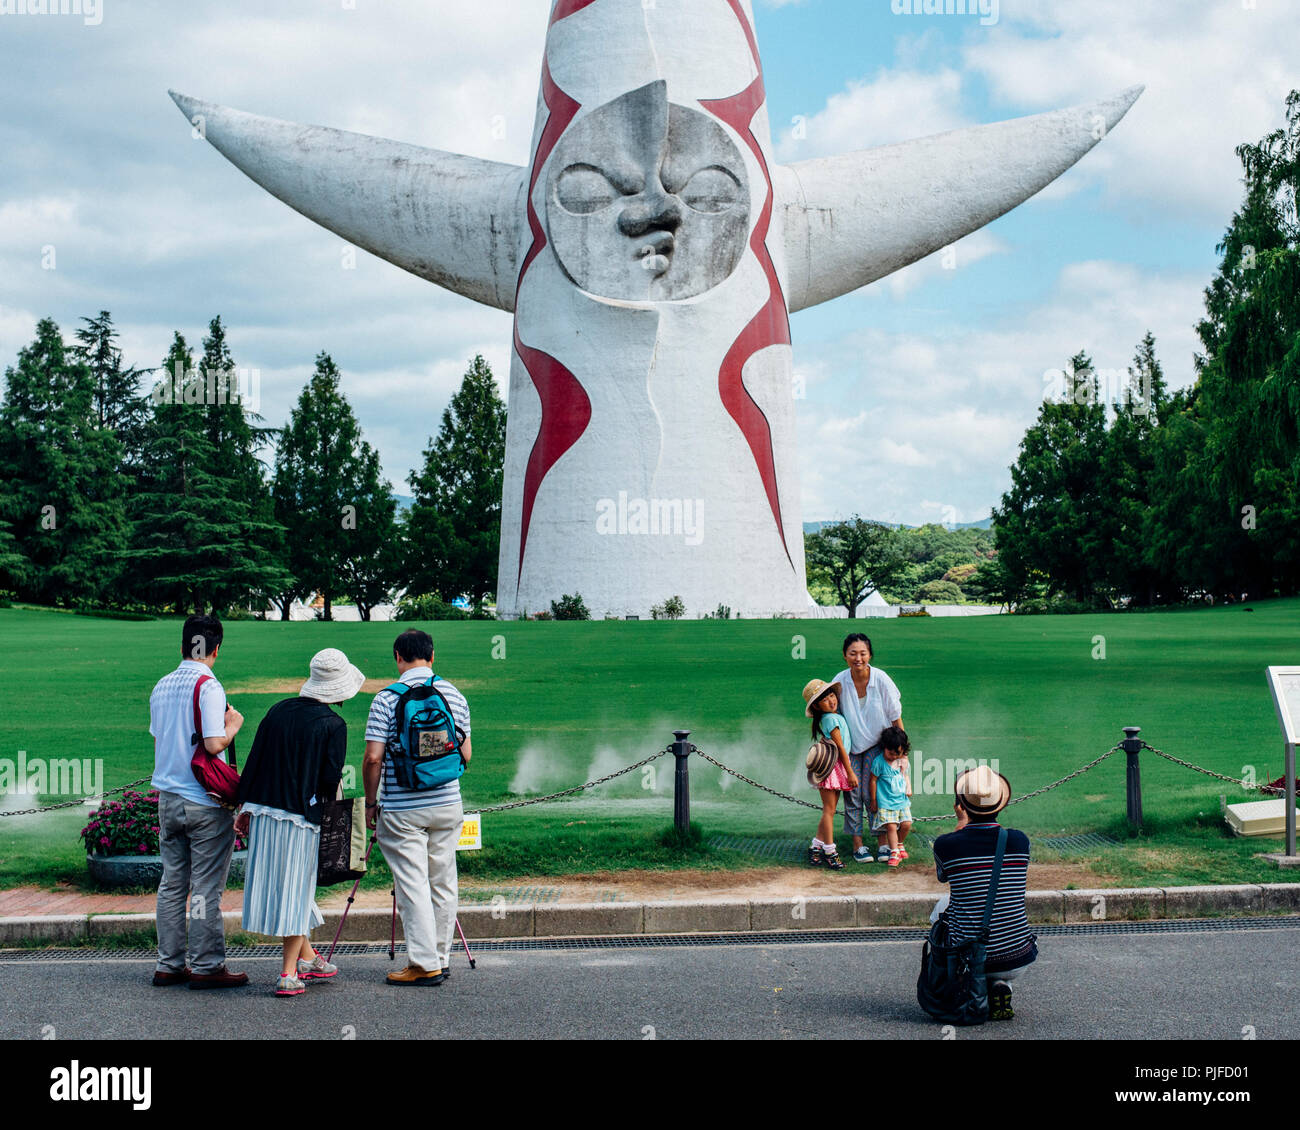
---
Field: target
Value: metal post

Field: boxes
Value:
[1286,740,1296,857]
[671,730,691,837]
[1122,726,1143,830]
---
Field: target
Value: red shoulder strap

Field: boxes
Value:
[192,674,236,769]
[192,674,212,755]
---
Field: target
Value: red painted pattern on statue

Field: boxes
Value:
[702,3,794,568]
[550,0,602,23]
[514,59,590,587]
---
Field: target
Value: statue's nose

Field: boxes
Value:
[618,185,683,237]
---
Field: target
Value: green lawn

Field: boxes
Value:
[1,601,1297,890]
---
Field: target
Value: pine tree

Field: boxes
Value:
[198,317,289,611]
[273,353,397,620]
[0,318,127,606]
[1100,333,1168,604]
[73,310,149,476]
[130,332,289,612]
[1194,89,1300,596]
[992,351,1110,604]
[405,354,507,607]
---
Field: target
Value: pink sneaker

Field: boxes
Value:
[887,850,902,868]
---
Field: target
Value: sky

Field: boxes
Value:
[1,0,1296,526]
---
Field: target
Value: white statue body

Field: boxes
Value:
[167,0,1142,618]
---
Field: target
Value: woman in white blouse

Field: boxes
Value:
[831,633,904,863]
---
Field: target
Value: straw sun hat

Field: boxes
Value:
[954,764,1012,817]
[298,648,366,703]
[801,678,841,718]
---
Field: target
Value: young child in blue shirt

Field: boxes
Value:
[868,725,913,868]
[803,679,858,870]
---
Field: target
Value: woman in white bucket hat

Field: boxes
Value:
[237,648,365,996]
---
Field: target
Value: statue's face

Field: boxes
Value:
[546,81,751,302]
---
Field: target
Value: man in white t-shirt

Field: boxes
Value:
[148,614,247,989]
[832,632,904,863]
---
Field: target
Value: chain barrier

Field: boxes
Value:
[0,775,154,819]
[0,739,1278,826]
[474,746,672,813]
[689,744,822,810]
[689,742,1124,823]
[1140,740,1286,795]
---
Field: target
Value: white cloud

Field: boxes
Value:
[794,258,1206,524]
[960,0,1297,222]
[776,66,970,161]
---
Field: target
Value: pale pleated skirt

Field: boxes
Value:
[241,809,325,937]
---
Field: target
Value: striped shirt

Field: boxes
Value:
[932,822,1036,973]
[364,667,470,811]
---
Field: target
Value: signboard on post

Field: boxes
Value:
[456,812,482,852]
[1265,667,1300,858]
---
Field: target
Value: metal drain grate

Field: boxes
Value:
[460,886,562,905]
[4,917,1297,962]
[709,834,934,861]
[1037,832,1121,857]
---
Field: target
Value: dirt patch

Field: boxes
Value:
[320,861,1111,908]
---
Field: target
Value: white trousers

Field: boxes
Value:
[377,800,463,972]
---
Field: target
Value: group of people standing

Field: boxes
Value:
[148,616,468,996]
[801,632,1037,1020]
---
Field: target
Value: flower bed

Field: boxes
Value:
[82,788,247,887]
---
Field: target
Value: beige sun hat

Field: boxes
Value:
[806,738,838,785]
[299,648,366,703]
[954,764,1012,817]
[802,678,841,718]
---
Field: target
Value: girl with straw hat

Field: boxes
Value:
[802,678,858,869]
[237,648,365,996]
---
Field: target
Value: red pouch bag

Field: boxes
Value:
[189,674,239,807]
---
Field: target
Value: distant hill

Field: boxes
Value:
[803,517,992,533]
[390,496,992,532]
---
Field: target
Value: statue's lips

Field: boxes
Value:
[635,230,675,276]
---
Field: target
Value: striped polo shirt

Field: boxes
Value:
[365,667,470,812]
[932,822,1036,973]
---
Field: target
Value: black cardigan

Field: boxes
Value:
[236,698,347,825]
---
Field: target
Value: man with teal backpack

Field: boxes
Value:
[363,629,472,986]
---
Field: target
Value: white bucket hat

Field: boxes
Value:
[299,648,366,703]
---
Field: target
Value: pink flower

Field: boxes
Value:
[138,843,148,853]
[99,836,110,847]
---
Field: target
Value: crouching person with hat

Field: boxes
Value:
[238,648,365,996]
[930,765,1037,1020]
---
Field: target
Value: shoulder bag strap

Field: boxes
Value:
[191,674,237,770]
[191,674,211,755]
[979,826,1009,940]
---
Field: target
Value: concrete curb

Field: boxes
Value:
[4,884,1300,946]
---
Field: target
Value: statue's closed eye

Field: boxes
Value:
[678,166,741,214]
[556,164,620,215]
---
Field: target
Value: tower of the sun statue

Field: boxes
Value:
[170,0,1141,618]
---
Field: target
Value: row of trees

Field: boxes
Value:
[805,519,994,615]
[0,314,507,619]
[991,91,1300,607]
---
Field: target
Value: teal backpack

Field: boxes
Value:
[384,676,466,790]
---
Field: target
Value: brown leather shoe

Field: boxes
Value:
[189,965,250,990]
[152,967,191,987]
[386,963,445,986]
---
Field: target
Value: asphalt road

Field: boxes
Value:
[2,922,1297,1041]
